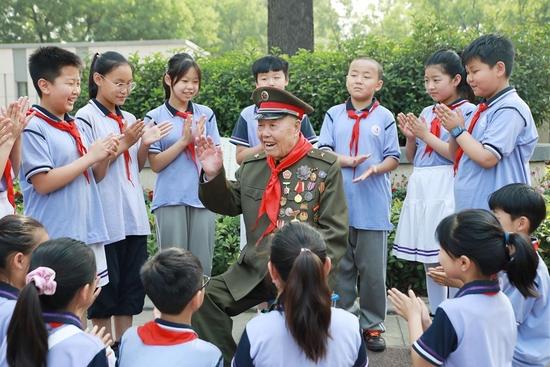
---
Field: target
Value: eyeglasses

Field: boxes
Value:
[100,75,136,92]
[198,274,211,291]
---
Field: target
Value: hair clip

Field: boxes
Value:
[26,266,57,296]
[300,248,311,253]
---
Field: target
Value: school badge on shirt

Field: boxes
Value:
[371,124,381,136]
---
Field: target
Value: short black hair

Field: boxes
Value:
[28,46,82,97]
[462,34,515,77]
[488,183,546,234]
[350,56,384,80]
[140,248,203,315]
[252,55,289,81]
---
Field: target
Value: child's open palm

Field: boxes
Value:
[141,121,172,146]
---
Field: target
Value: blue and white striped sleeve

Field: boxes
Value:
[412,308,458,366]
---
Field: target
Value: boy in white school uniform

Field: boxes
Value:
[318,56,400,352]
[21,46,118,286]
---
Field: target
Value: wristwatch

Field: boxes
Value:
[450,126,466,138]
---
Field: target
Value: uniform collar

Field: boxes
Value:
[164,100,193,118]
[346,97,376,112]
[483,86,514,107]
[90,98,123,117]
[42,311,83,329]
[137,318,198,346]
[455,279,500,298]
[0,281,19,300]
[32,104,74,123]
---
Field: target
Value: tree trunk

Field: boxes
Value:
[268,0,314,55]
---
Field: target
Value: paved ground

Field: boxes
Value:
[129,296,413,366]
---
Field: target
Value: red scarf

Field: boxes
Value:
[347,100,379,157]
[256,135,313,241]
[423,100,468,157]
[106,112,132,184]
[30,108,90,183]
[175,111,197,166]
[2,160,15,209]
[137,321,198,346]
[453,102,489,174]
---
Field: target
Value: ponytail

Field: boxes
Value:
[270,222,332,362]
[504,232,539,298]
[88,52,101,99]
[283,249,331,362]
[6,283,48,367]
[436,209,538,298]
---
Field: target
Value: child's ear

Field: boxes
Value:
[191,289,204,311]
[11,252,27,272]
[164,73,172,87]
[458,255,472,272]
[495,61,507,78]
[37,78,50,96]
[452,74,462,87]
[375,79,384,92]
[516,216,530,233]
[323,257,332,277]
[93,72,103,87]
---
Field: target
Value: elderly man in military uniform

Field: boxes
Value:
[193,86,349,365]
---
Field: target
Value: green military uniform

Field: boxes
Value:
[192,86,349,365]
[193,150,348,364]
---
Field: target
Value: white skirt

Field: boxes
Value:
[393,165,455,263]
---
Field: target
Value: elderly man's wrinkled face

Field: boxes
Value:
[257,115,301,160]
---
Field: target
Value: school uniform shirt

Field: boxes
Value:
[75,100,150,245]
[499,252,550,367]
[230,104,318,148]
[318,99,400,230]
[413,101,476,167]
[118,318,223,367]
[20,105,109,244]
[0,282,18,341]
[413,280,516,366]
[43,311,108,367]
[454,87,538,211]
[233,306,367,367]
[145,101,221,211]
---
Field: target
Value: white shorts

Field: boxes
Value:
[393,165,455,263]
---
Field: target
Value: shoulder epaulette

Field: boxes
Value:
[307,148,337,164]
[242,151,267,164]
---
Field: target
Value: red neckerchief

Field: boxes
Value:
[453,102,489,174]
[105,112,133,184]
[532,238,540,252]
[30,108,89,183]
[256,135,313,241]
[137,320,198,346]
[423,99,468,157]
[2,160,15,209]
[175,110,197,167]
[347,99,379,157]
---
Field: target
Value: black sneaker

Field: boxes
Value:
[363,329,386,352]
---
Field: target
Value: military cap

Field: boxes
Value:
[252,86,314,120]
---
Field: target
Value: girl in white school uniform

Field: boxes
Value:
[75,51,172,348]
[393,49,476,313]
[146,53,221,275]
[389,209,539,367]
[233,222,368,367]
[0,215,48,341]
[4,238,111,367]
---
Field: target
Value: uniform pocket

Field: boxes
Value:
[242,186,264,201]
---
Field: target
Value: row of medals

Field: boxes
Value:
[276,165,328,229]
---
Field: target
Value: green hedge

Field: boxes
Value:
[75,19,550,138]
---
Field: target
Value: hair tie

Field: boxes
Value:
[26,267,57,296]
[504,231,510,244]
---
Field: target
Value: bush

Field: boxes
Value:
[74,20,549,137]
